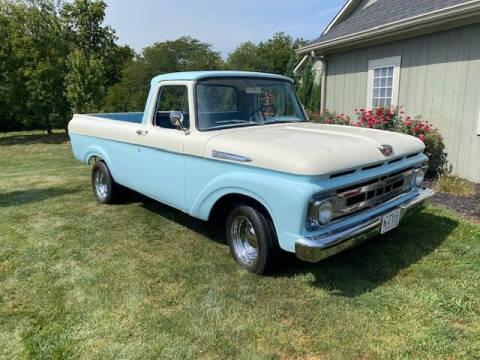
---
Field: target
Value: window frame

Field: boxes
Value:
[477,107,480,136]
[366,56,401,109]
[148,82,192,130]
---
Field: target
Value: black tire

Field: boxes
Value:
[226,204,278,275]
[91,161,118,204]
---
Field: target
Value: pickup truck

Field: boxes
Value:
[69,71,434,274]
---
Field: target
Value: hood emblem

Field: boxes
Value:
[378,144,394,157]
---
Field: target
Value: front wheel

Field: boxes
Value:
[91,161,118,204]
[226,205,278,275]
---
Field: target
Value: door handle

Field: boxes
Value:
[136,129,148,136]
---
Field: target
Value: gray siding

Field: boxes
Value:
[325,23,480,182]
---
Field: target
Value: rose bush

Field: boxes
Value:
[309,106,446,175]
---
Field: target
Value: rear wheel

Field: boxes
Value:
[91,161,118,204]
[226,204,278,275]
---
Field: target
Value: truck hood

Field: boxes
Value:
[203,122,425,176]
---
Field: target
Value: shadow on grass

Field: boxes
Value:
[272,211,458,297]
[0,187,79,207]
[139,195,225,245]
[0,132,69,146]
[129,191,458,297]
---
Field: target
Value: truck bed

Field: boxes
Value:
[87,112,144,124]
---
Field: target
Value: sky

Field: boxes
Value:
[103,0,345,58]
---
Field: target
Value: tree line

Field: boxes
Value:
[0,0,320,133]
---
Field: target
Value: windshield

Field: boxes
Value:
[196,78,307,131]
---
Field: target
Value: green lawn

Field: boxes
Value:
[1,131,480,360]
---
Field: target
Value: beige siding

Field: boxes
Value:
[325,24,480,182]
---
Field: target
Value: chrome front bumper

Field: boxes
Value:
[295,188,435,263]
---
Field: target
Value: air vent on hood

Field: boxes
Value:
[388,157,404,164]
[407,152,421,159]
[330,169,356,179]
[362,163,384,171]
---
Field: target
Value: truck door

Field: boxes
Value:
[132,82,190,211]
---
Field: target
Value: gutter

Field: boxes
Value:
[297,0,480,54]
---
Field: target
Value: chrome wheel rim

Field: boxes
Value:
[94,169,108,200]
[231,215,258,265]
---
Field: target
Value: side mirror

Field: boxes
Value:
[169,111,184,128]
[169,111,190,135]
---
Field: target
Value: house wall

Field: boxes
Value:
[324,23,480,182]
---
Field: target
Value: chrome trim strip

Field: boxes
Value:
[296,188,435,263]
[212,150,252,163]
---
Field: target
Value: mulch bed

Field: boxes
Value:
[424,179,480,222]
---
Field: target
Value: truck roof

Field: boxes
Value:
[150,71,293,85]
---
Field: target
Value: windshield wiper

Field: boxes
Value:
[263,119,301,125]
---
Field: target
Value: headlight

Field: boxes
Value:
[317,200,333,224]
[311,200,333,225]
[413,168,425,187]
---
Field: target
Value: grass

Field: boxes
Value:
[1,131,480,359]
[435,174,476,197]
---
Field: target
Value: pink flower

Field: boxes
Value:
[419,134,425,142]
[413,126,419,132]
[405,121,412,127]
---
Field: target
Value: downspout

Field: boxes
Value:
[319,55,327,113]
[310,51,327,114]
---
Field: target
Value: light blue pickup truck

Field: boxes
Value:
[69,71,434,274]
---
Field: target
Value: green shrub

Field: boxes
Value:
[311,106,446,175]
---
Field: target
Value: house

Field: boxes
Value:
[296,0,480,182]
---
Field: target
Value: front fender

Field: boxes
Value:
[185,162,317,251]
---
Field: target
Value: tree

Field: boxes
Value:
[63,0,133,116]
[297,60,314,107]
[65,50,105,114]
[226,42,262,71]
[226,32,308,76]
[62,0,134,88]
[296,60,321,113]
[104,37,223,112]
[0,0,132,132]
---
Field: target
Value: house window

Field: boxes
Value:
[366,56,401,108]
[372,67,394,106]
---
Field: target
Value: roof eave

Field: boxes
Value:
[297,0,480,55]
[322,0,362,35]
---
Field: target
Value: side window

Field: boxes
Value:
[155,85,189,129]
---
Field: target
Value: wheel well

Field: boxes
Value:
[208,193,273,226]
[87,155,103,165]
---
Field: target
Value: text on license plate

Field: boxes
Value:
[381,209,401,234]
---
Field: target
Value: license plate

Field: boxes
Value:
[381,209,401,234]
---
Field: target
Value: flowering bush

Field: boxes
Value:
[310,106,446,175]
[309,110,352,125]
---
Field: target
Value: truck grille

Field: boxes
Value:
[332,168,414,219]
